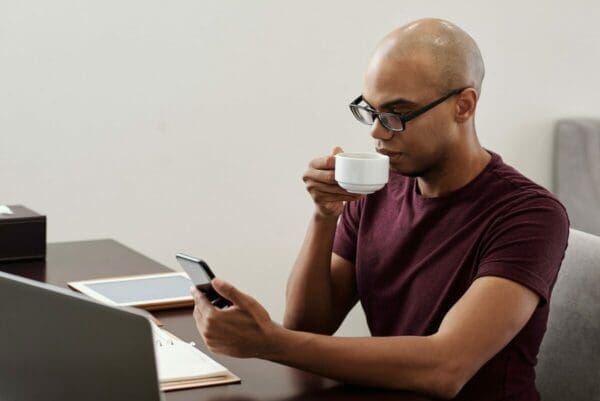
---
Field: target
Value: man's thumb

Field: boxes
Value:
[331,146,344,156]
[212,278,250,308]
[328,146,344,169]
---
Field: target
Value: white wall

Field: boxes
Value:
[1,1,599,336]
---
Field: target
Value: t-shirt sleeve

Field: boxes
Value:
[475,195,570,304]
[332,199,364,264]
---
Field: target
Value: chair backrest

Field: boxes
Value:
[536,229,600,401]
[554,118,600,236]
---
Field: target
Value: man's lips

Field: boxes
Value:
[376,148,403,158]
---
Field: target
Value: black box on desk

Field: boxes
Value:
[0,205,46,262]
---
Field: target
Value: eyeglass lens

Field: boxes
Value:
[352,106,405,131]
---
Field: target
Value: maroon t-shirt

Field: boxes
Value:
[333,151,569,401]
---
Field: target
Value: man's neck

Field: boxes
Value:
[416,145,492,198]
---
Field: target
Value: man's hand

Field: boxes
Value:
[191,278,280,359]
[303,146,364,218]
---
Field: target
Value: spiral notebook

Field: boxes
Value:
[151,322,240,391]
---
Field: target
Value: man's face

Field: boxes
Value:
[362,52,458,177]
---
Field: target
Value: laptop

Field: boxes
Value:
[0,271,165,401]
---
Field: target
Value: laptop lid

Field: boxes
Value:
[0,271,163,401]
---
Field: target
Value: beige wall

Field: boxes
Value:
[1,1,599,335]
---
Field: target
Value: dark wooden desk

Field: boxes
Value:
[1,239,432,401]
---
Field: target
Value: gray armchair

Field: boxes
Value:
[536,229,600,400]
[554,118,600,236]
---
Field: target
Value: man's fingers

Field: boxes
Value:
[191,287,215,316]
[306,180,354,195]
[308,147,343,170]
[308,155,335,170]
[307,183,364,200]
[307,146,344,174]
[304,168,337,185]
[212,278,254,310]
[319,195,364,202]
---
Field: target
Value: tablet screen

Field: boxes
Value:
[85,275,193,304]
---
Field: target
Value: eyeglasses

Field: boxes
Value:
[349,87,467,132]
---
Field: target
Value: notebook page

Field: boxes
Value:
[151,323,229,382]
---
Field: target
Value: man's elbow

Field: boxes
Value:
[282,312,336,335]
[282,310,301,331]
[282,314,302,331]
[383,360,466,399]
[429,375,465,400]
[426,359,471,399]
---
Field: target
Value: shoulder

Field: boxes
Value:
[487,152,569,223]
[475,153,570,258]
[476,157,570,302]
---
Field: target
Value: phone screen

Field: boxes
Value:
[175,254,212,286]
[175,253,232,308]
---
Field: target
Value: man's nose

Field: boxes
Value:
[370,118,394,141]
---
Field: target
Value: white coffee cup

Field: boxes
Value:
[334,152,390,194]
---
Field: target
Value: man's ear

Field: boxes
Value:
[455,88,478,123]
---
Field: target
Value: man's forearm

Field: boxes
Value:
[266,327,461,399]
[284,212,339,333]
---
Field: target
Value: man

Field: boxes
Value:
[191,18,569,400]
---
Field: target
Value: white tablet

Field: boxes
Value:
[68,272,195,310]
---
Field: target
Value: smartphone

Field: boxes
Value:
[175,253,232,308]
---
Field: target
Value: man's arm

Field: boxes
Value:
[284,147,362,334]
[195,275,538,399]
[284,212,358,335]
[274,276,539,398]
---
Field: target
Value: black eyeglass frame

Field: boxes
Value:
[349,87,467,132]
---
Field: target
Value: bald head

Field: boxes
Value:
[370,18,485,96]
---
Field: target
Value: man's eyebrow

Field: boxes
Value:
[362,95,418,110]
